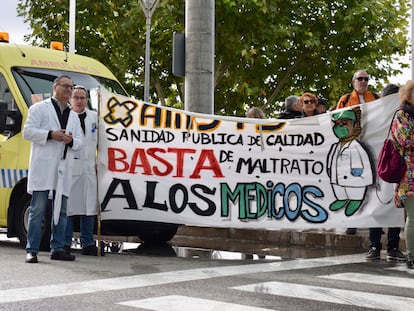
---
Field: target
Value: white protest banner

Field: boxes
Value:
[97,91,404,229]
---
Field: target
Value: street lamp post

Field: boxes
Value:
[69,0,76,53]
[139,0,159,102]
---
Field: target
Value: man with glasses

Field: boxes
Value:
[64,85,102,256]
[334,69,379,235]
[23,75,84,263]
[335,69,379,110]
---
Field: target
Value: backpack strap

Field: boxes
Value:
[342,93,351,106]
[387,109,403,154]
[387,109,401,135]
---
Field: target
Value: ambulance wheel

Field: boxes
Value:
[15,194,51,251]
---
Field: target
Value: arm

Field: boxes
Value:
[66,110,84,151]
[23,103,49,145]
[391,111,413,153]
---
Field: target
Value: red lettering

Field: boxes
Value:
[147,148,173,176]
[107,148,129,172]
[190,149,224,178]
[168,148,196,177]
[129,148,152,175]
[107,147,224,178]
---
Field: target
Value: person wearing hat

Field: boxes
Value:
[278,95,302,119]
[327,107,374,217]
[316,97,327,114]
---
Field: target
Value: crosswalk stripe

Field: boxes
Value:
[320,272,414,289]
[386,265,407,272]
[232,281,414,311]
[0,254,363,304]
[118,295,276,311]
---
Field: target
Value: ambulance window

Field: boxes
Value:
[0,73,17,110]
[0,72,22,137]
[12,69,55,107]
[11,67,127,108]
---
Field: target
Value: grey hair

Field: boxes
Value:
[53,75,73,85]
[352,69,368,80]
[285,95,299,110]
[246,107,265,119]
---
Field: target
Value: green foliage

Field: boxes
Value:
[17,0,410,116]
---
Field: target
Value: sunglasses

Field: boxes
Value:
[355,77,369,82]
[303,99,316,105]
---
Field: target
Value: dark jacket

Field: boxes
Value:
[278,110,302,119]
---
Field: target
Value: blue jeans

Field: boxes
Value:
[65,215,95,248]
[369,227,401,251]
[26,190,68,253]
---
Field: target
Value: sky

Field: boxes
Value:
[0,0,412,85]
[0,0,30,45]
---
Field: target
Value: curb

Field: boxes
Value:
[171,226,405,257]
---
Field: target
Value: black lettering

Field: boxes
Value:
[143,181,168,211]
[169,184,188,213]
[188,184,217,216]
[101,178,139,211]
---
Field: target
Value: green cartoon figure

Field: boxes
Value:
[326,107,374,216]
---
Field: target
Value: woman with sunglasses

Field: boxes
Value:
[298,92,319,117]
[335,69,379,110]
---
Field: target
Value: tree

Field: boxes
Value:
[18,0,410,116]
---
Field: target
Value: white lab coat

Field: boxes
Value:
[23,98,84,197]
[67,108,99,216]
[327,140,374,187]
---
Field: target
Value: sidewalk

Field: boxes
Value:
[171,226,406,258]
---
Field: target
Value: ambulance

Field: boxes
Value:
[0,33,178,249]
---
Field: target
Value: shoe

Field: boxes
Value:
[364,247,380,261]
[82,244,105,256]
[50,250,76,261]
[387,249,406,262]
[25,252,38,263]
[346,228,357,235]
[64,245,71,255]
[407,261,414,275]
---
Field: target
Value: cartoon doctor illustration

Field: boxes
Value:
[326,107,374,216]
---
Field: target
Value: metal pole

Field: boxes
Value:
[139,0,159,102]
[69,0,76,53]
[144,16,151,102]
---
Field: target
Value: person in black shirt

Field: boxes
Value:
[278,95,302,119]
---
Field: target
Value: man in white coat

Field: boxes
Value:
[23,75,84,263]
[64,85,101,256]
